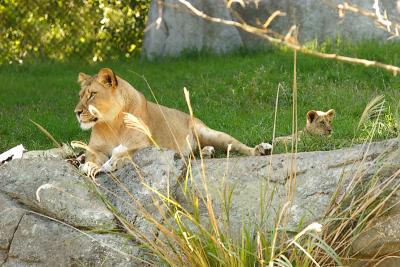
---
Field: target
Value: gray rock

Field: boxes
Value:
[2,140,400,266]
[0,194,26,266]
[23,144,75,160]
[0,159,116,229]
[96,147,185,240]
[350,189,400,267]
[3,214,142,267]
[143,0,398,58]
[233,0,398,44]
[143,0,243,59]
[176,139,400,231]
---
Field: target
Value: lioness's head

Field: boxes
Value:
[305,109,335,135]
[74,68,123,130]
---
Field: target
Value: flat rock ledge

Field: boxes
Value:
[1,140,400,266]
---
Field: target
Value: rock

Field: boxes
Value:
[95,147,185,240]
[3,214,141,267]
[351,190,400,267]
[0,194,26,266]
[143,0,398,58]
[0,147,184,266]
[0,159,116,229]
[1,140,400,265]
[23,143,74,160]
[143,0,243,59]
[232,0,398,44]
[176,139,400,231]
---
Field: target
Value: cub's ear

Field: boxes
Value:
[78,72,91,84]
[326,109,335,121]
[307,110,318,123]
[98,68,118,88]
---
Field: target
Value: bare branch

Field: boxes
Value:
[177,0,400,75]
[337,0,400,39]
[262,10,286,29]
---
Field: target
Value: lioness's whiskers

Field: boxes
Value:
[88,105,103,119]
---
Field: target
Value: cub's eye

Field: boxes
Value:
[88,92,96,100]
[319,121,325,125]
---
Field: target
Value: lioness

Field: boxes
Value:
[74,68,271,176]
[273,109,335,145]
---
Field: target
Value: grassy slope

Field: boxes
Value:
[1,41,399,153]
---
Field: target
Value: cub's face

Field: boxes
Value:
[305,109,335,135]
[74,68,123,130]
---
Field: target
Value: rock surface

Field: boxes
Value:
[0,159,116,229]
[0,194,25,266]
[177,139,400,230]
[143,0,243,59]
[143,0,398,58]
[5,214,141,267]
[1,140,400,265]
[351,189,400,267]
[95,147,184,240]
[22,143,75,160]
[0,147,183,266]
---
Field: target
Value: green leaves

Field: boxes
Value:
[0,0,150,64]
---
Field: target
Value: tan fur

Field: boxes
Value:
[74,68,270,172]
[274,109,335,144]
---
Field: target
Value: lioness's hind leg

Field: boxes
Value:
[195,124,268,156]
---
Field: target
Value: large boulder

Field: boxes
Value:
[95,147,185,240]
[233,0,397,44]
[0,194,25,265]
[143,0,243,59]
[4,214,141,267]
[143,0,398,58]
[0,147,184,266]
[0,159,116,229]
[0,193,141,267]
[1,140,400,266]
[177,139,400,230]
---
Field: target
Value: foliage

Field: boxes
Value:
[0,0,150,64]
[358,105,400,140]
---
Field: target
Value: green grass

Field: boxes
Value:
[1,40,400,153]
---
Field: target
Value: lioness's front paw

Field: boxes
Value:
[201,146,215,159]
[100,157,117,173]
[254,143,273,156]
[79,161,100,182]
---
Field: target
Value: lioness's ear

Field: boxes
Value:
[78,72,91,83]
[98,68,118,88]
[307,110,318,123]
[326,109,335,121]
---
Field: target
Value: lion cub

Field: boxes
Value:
[74,68,272,177]
[274,109,335,145]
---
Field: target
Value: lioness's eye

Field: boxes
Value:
[88,92,96,100]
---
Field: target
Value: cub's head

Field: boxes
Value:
[305,109,335,135]
[74,68,123,130]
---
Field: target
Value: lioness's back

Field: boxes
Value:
[147,101,197,152]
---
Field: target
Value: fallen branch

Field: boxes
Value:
[177,0,400,75]
[336,0,400,39]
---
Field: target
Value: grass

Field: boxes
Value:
[1,40,400,154]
